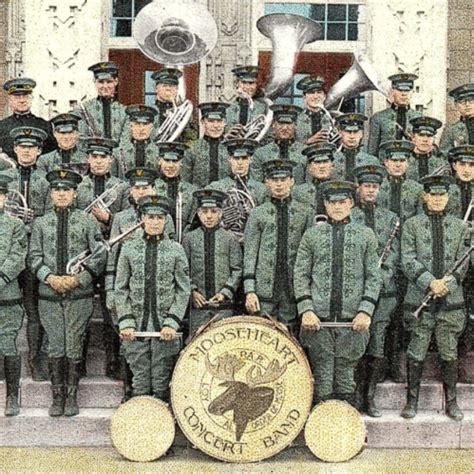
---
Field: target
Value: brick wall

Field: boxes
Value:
[0,0,8,117]
[446,0,474,122]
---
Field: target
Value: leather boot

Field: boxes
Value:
[48,357,66,417]
[120,357,133,404]
[365,357,384,418]
[27,322,48,382]
[103,319,121,380]
[64,358,81,417]
[79,329,90,378]
[4,356,21,416]
[440,360,464,421]
[400,358,423,419]
[354,356,368,413]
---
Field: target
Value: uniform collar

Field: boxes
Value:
[388,175,406,183]
[204,134,222,143]
[97,96,115,103]
[358,201,376,210]
[131,137,150,145]
[13,111,33,119]
[275,138,295,147]
[328,216,351,225]
[271,195,291,204]
[391,103,409,111]
[144,233,163,242]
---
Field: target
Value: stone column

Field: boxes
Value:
[0,1,10,116]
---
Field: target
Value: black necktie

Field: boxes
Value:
[101,98,112,138]
[310,110,322,134]
[135,141,146,167]
[238,98,249,126]
[94,175,105,196]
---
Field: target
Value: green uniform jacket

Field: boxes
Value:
[182,138,229,188]
[351,205,400,296]
[207,175,269,207]
[115,233,191,332]
[251,141,306,184]
[117,137,160,172]
[296,109,332,143]
[333,148,379,181]
[74,98,128,144]
[294,220,381,320]
[406,149,446,181]
[376,177,423,224]
[367,107,421,156]
[447,180,472,219]
[183,227,242,300]
[226,98,267,129]
[439,120,470,154]
[292,180,328,216]
[37,147,88,174]
[243,197,314,301]
[0,212,27,302]
[28,207,105,300]
[401,212,470,310]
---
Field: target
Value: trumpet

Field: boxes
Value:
[84,182,121,214]
[5,190,34,223]
[66,221,143,275]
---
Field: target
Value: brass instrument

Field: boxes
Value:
[79,102,99,137]
[378,219,400,268]
[5,190,34,223]
[84,182,121,214]
[66,221,142,275]
[154,99,194,143]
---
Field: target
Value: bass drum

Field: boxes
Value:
[171,315,313,463]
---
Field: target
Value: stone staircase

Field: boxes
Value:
[1,306,473,449]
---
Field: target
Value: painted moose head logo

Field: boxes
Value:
[206,353,287,441]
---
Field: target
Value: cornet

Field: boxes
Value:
[84,182,121,214]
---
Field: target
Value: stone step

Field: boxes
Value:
[1,408,473,449]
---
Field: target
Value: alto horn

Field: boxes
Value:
[324,52,388,110]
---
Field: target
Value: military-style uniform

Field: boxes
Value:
[183,190,242,335]
[295,180,381,405]
[439,84,474,153]
[74,62,128,144]
[28,169,105,417]
[37,113,87,174]
[115,196,191,399]
[0,78,56,159]
[367,74,421,156]
[244,160,314,329]
[401,175,470,421]
[0,176,27,416]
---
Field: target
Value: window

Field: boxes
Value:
[264,2,365,41]
[144,71,156,106]
[110,0,153,37]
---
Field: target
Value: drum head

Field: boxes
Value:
[111,396,175,462]
[304,400,366,462]
[171,315,313,463]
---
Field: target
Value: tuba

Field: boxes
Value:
[133,0,218,143]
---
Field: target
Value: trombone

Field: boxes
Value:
[84,182,121,214]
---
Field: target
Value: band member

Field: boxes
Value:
[0,78,56,159]
[37,113,87,174]
[333,113,378,181]
[295,75,331,144]
[28,169,105,417]
[182,102,230,188]
[440,84,474,153]
[120,105,159,171]
[208,138,268,206]
[244,160,313,332]
[0,176,27,416]
[367,73,421,156]
[251,105,306,184]
[227,66,267,129]
[74,62,127,144]
[406,116,445,181]
[1,127,51,381]
[352,165,400,417]
[401,175,470,421]
[293,142,336,216]
[116,196,191,401]
[295,180,381,406]
[183,189,242,336]
[377,140,423,382]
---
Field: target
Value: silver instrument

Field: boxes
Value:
[5,190,34,223]
[463,198,473,223]
[378,219,400,268]
[133,331,182,340]
[84,182,121,214]
[429,163,452,177]
[66,221,142,276]
[314,214,328,226]
[154,99,194,143]
[176,191,183,244]
[79,102,99,137]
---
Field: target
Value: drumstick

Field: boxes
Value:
[133,331,183,339]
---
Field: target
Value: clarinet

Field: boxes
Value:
[79,102,99,136]
[378,219,400,268]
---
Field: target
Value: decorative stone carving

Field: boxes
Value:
[6,0,26,79]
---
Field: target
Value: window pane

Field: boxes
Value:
[135,0,153,16]
[327,23,346,41]
[348,23,359,41]
[309,4,326,22]
[348,4,360,22]
[112,0,132,18]
[145,94,155,106]
[111,19,132,37]
[264,3,312,17]
[328,4,347,21]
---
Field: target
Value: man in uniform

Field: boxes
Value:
[251,105,306,184]
[29,169,105,417]
[182,102,230,187]
[75,62,127,145]
[352,164,400,416]
[401,175,470,421]
[183,189,242,336]
[377,139,423,382]
[406,116,445,181]
[1,126,51,381]
[294,180,381,407]
[0,176,27,416]
[368,73,421,156]
[333,113,378,181]
[244,160,313,333]
[440,84,474,153]
[0,78,56,159]
[37,113,86,174]
[116,196,191,401]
